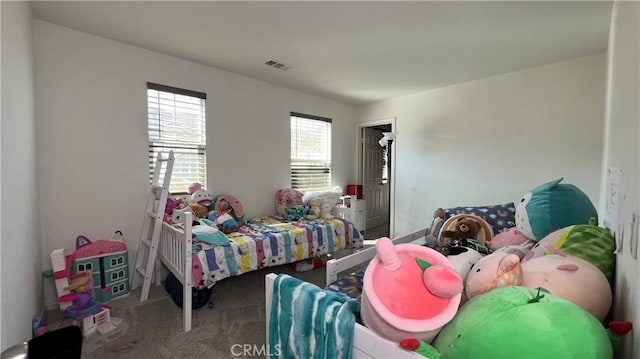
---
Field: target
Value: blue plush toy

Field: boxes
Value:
[515,178,597,241]
[283,205,313,221]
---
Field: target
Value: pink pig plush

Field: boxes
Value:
[464,252,523,300]
[521,254,612,322]
[485,227,535,251]
[464,250,612,322]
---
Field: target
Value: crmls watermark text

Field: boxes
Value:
[230,344,281,357]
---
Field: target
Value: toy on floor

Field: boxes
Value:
[71,234,129,303]
[50,248,116,336]
[515,177,598,241]
[361,238,462,343]
[402,286,630,359]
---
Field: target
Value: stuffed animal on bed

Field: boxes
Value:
[275,188,304,216]
[440,218,480,243]
[208,209,238,234]
[520,253,612,321]
[485,226,534,251]
[401,286,630,359]
[515,178,598,241]
[464,250,612,321]
[361,238,463,343]
[213,194,245,223]
[171,207,194,225]
[302,192,341,219]
[282,205,313,221]
[306,198,321,220]
[425,208,446,243]
[522,218,616,282]
[464,251,523,300]
[437,214,493,248]
[187,183,214,207]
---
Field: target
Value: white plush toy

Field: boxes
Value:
[171,207,193,225]
[447,247,483,282]
[306,198,322,220]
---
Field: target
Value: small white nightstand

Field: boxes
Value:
[334,195,366,231]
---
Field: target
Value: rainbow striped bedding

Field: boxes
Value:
[194,216,363,287]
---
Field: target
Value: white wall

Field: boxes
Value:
[356,54,606,236]
[600,1,640,357]
[33,20,356,306]
[1,2,42,351]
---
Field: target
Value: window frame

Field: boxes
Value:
[290,112,332,193]
[147,82,207,194]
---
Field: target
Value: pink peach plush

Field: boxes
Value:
[362,238,462,343]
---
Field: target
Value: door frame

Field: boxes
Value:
[355,117,396,238]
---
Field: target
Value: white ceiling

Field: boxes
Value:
[30,1,613,105]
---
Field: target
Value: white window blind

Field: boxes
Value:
[290,113,332,192]
[147,82,206,194]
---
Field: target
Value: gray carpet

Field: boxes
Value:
[364,224,389,240]
[45,254,350,359]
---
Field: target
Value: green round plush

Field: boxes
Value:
[432,286,613,359]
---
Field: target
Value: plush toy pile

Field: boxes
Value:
[360,178,632,358]
[163,183,244,234]
[274,188,341,221]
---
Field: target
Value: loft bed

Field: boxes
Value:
[265,229,426,359]
[158,210,364,332]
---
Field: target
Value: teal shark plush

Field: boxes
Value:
[515,178,597,241]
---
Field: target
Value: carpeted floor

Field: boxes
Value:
[45,250,360,359]
[364,223,389,240]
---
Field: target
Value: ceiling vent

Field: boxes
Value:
[265,58,292,71]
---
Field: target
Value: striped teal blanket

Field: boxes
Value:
[269,274,360,359]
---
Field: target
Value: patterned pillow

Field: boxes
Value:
[275,188,304,215]
[445,203,516,235]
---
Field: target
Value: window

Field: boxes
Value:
[112,283,125,294]
[382,146,389,184]
[111,270,125,281]
[290,113,332,192]
[110,256,124,267]
[147,82,207,194]
[77,263,93,272]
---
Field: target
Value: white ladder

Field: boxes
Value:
[131,150,174,301]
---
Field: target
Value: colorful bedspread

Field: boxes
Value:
[194,216,363,287]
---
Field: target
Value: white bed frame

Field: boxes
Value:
[265,229,426,359]
[158,211,194,332]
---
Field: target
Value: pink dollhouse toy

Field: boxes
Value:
[50,248,115,336]
[71,234,130,302]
